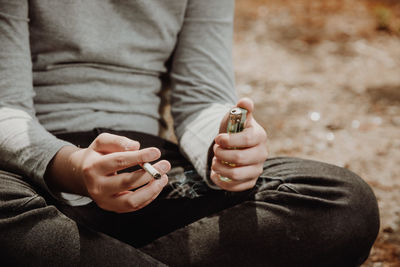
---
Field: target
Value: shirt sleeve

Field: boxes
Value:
[0,1,74,197]
[170,0,237,188]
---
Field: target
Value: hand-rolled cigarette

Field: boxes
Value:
[141,162,161,179]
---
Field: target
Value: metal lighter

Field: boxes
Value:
[219,107,247,183]
[227,107,247,134]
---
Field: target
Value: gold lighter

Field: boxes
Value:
[219,107,247,183]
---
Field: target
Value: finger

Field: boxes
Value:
[112,175,168,213]
[213,143,268,166]
[236,97,254,114]
[90,133,140,153]
[210,170,258,192]
[95,147,161,174]
[215,124,267,149]
[211,157,263,182]
[102,160,171,194]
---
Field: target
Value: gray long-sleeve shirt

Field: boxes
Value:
[0,0,236,203]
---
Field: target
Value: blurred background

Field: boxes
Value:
[233,0,400,266]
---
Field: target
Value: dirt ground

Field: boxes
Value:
[233,0,400,265]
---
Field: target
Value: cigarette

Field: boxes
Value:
[141,162,161,179]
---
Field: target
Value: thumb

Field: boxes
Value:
[236,97,254,115]
[236,97,254,128]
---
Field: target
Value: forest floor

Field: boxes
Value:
[233,0,400,266]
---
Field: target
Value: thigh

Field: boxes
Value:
[0,170,164,267]
[139,157,380,267]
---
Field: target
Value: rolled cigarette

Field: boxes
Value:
[141,162,161,179]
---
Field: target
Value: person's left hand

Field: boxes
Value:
[210,98,268,191]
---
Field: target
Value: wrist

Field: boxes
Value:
[44,145,87,196]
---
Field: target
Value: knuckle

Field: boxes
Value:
[94,134,106,146]
[264,150,269,161]
[82,163,94,176]
[93,133,113,149]
[230,168,241,180]
[213,143,219,153]
[114,156,128,168]
[98,132,111,140]
[126,199,140,211]
[121,175,132,188]
[92,138,101,148]
[250,179,258,188]
[214,146,222,157]
[258,166,263,176]
[137,151,148,163]
[211,162,217,171]
[235,152,246,165]
[243,134,252,146]
[262,129,268,140]
[88,184,101,198]
[220,136,229,148]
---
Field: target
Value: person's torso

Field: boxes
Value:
[29,0,187,134]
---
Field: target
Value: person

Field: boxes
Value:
[0,1,379,266]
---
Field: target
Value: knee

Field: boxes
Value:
[298,161,380,265]
[334,167,380,264]
[275,157,380,238]
[261,158,380,265]
[0,171,80,266]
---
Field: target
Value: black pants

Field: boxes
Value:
[0,129,380,266]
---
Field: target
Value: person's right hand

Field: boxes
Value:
[45,133,170,213]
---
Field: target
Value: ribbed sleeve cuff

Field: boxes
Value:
[0,107,91,206]
[178,103,232,189]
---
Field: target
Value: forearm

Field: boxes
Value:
[1,1,73,194]
[169,0,236,184]
[0,108,74,193]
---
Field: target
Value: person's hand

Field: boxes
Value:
[210,98,268,191]
[45,133,170,213]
